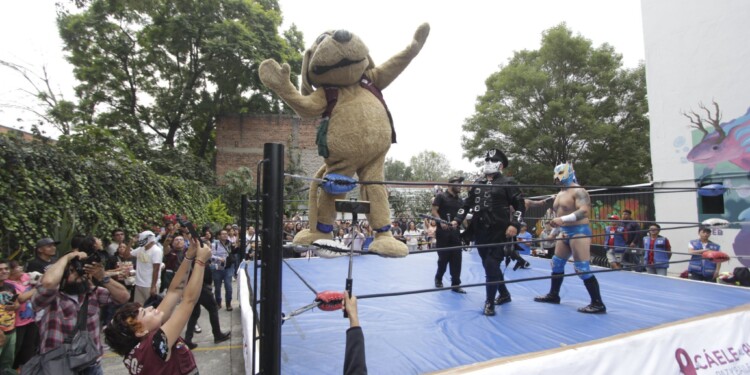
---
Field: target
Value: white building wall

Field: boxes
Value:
[642,0,750,273]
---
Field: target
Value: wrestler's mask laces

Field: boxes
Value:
[553,163,577,186]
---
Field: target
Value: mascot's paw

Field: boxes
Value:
[411,23,431,52]
[312,239,349,258]
[293,229,332,246]
[368,236,408,258]
[258,59,291,92]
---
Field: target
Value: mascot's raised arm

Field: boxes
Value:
[259,23,429,258]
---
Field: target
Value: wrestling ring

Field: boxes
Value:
[236,144,750,375]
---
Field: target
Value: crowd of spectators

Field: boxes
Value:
[2,213,259,373]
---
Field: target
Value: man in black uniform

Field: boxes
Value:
[432,176,466,293]
[453,149,525,316]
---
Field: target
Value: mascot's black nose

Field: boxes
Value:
[332,30,352,43]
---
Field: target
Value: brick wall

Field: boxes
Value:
[215,114,322,182]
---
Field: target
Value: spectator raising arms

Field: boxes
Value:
[105,238,211,374]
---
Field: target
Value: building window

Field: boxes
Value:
[699,183,725,214]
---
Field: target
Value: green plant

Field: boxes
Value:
[206,197,234,228]
[0,134,212,258]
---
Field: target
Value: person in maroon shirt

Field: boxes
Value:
[104,238,211,375]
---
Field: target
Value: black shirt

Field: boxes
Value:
[433,191,463,223]
[25,256,56,274]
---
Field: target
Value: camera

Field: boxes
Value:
[70,250,102,277]
[177,218,203,245]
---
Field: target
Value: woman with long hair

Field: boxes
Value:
[404,221,423,253]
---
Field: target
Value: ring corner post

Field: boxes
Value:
[260,142,284,375]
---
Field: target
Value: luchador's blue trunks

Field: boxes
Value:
[560,224,593,245]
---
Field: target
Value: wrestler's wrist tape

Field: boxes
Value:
[560,213,577,223]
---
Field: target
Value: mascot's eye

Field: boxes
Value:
[315,34,328,44]
[712,145,719,151]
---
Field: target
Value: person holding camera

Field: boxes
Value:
[211,230,235,311]
[32,237,131,374]
[104,238,211,374]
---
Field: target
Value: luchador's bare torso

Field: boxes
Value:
[552,185,590,226]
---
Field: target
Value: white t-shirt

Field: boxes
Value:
[344,232,365,250]
[404,230,422,246]
[106,242,120,257]
[131,243,163,288]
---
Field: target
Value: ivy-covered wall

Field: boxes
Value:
[0,135,211,259]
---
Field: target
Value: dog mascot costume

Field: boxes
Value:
[259,23,430,257]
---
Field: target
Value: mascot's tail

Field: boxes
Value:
[307,165,327,229]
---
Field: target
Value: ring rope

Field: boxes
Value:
[281,246,693,316]
[283,173,721,192]
[524,217,741,226]
[312,223,703,257]
[283,259,319,295]
[356,259,693,301]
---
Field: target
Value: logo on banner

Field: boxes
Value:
[675,343,750,374]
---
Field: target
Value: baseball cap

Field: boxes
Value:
[137,230,156,247]
[35,237,60,249]
[609,215,620,220]
[448,176,464,183]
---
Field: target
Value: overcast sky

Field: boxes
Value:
[0,0,645,173]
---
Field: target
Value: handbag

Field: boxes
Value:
[21,294,99,375]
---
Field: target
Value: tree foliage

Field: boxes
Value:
[220,166,258,221]
[409,150,452,182]
[384,157,413,182]
[462,24,650,193]
[55,0,303,163]
[0,134,211,258]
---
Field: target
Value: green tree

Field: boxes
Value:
[462,24,650,192]
[409,151,451,182]
[55,0,303,163]
[384,157,413,181]
[220,166,257,220]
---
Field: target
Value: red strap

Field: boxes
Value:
[322,86,339,119]
[359,76,396,143]
[320,77,396,144]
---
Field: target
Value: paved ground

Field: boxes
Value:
[101,279,246,374]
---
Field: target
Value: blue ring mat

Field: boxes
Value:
[246,251,750,374]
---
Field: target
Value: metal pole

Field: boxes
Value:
[259,143,284,375]
[240,194,248,261]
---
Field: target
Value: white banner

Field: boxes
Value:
[440,306,750,375]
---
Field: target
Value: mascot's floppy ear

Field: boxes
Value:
[300,48,314,96]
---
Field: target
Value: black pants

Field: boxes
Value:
[185,285,223,343]
[435,226,462,286]
[475,226,510,302]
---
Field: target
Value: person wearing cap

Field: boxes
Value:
[534,162,606,314]
[453,149,526,316]
[604,214,627,269]
[131,231,164,305]
[26,238,61,274]
[431,176,467,293]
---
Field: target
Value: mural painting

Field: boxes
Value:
[682,102,750,266]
